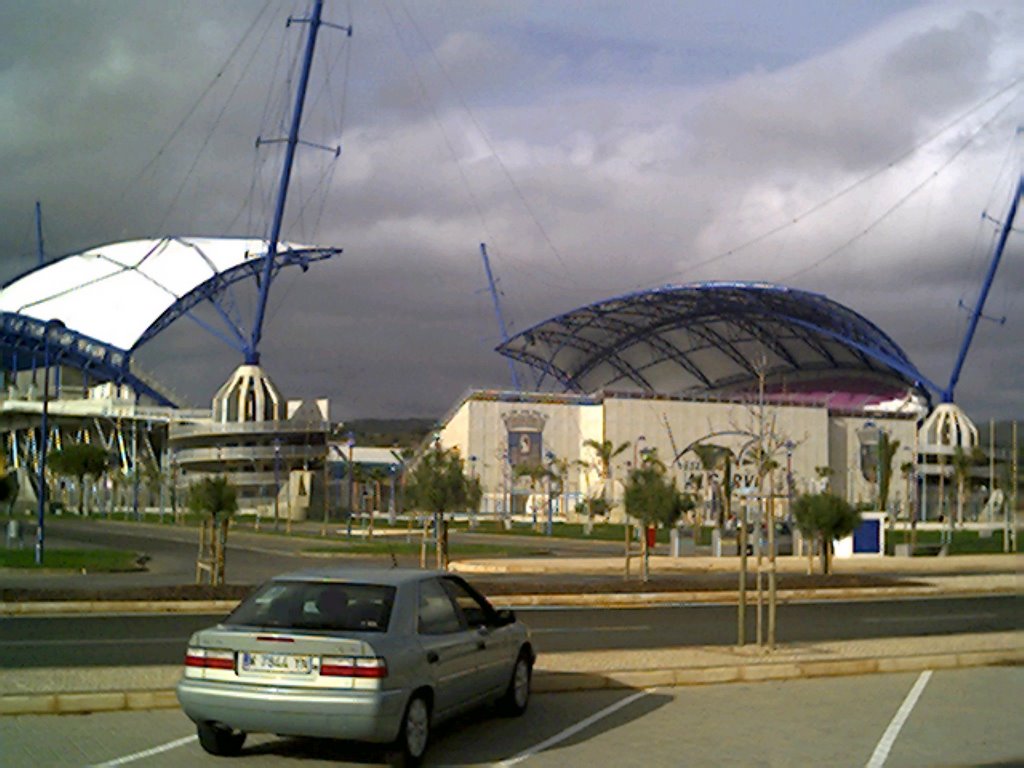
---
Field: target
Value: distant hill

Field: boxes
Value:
[340,417,437,449]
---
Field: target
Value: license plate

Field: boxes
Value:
[241,652,313,675]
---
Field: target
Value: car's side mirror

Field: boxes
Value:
[494,608,516,626]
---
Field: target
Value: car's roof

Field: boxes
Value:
[268,567,448,587]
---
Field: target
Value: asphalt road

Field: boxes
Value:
[2,518,630,589]
[3,667,1020,767]
[0,595,1018,668]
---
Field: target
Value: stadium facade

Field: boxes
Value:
[435,283,933,523]
[0,250,1000,526]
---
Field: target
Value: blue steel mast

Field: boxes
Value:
[480,243,521,391]
[35,201,45,266]
[942,173,1023,403]
[247,0,349,364]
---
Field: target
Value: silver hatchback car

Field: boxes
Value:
[177,568,534,765]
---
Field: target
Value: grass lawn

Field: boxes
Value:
[0,548,142,571]
[886,528,1012,555]
[448,520,674,543]
[303,539,555,558]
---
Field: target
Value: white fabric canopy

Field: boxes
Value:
[0,237,295,350]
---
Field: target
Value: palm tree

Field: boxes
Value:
[187,475,238,585]
[951,446,973,527]
[365,466,390,537]
[513,462,552,530]
[900,460,916,552]
[936,451,949,524]
[546,454,572,526]
[691,444,730,527]
[47,443,109,516]
[814,466,834,492]
[581,438,630,534]
[877,433,901,513]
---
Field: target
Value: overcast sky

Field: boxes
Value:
[2,1,1021,422]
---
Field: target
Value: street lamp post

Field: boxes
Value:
[273,438,282,532]
[388,463,398,526]
[35,319,64,566]
[544,451,555,536]
[468,455,477,529]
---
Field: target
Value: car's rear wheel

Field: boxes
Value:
[389,692,430,767]
[196,721,246,756]
[499,649,532,716]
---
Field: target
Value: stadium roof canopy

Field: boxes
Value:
[497,282,940,408]
[0,236,338,406]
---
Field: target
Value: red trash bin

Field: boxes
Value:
[645,526,657,548]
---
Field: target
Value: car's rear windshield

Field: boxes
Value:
[225,581,396,633]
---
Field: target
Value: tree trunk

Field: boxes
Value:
[820,534,831,575]
[77,474,86,516]
[641,526,649,583]
[738,513,747,646]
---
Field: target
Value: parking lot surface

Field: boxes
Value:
[1,666,1019,767]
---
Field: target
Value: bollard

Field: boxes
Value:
[6,519,23,549]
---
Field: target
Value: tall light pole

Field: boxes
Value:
[273,438,282,532]
[35,319,64,566]
[388,463,398,526]
[469,455,478,529]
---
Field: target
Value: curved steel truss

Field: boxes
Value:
[497,282,939,402]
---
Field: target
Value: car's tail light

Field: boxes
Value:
[320,656,388,678]
[185,647,235,670]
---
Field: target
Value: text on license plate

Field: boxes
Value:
[241,652,313,674]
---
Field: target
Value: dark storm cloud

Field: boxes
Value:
[2,1,1022,422]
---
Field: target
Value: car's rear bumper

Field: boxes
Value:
[176,678,407,743]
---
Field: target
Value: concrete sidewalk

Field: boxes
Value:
[2,631,1020,716]
[453,552,1023,575]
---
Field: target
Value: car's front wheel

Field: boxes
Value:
[196,721,246,756]
[389,692,431,767]
[499,649,532,716]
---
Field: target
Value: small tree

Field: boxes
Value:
[792,492,861,575]
[404,444,475,569]
[877,433,901,513]
[624,451,687,582]
[48,443,110,516]
[187,475,237,585]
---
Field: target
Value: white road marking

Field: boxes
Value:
[495,689,652,767]
[861,613,995,623]
[88,734,196,767]
[865,670,932,768]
